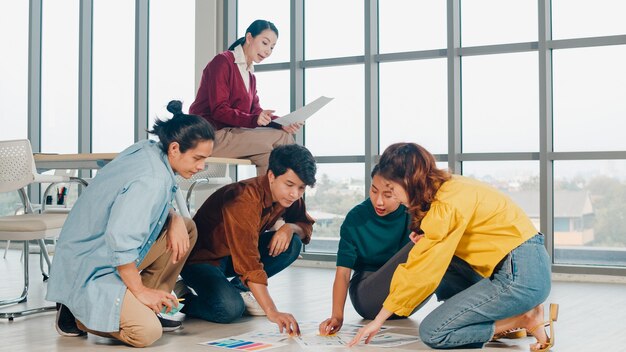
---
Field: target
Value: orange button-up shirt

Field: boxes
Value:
[188,175,314,286]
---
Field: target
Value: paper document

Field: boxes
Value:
[199,338,286,351]
[273,96,333,126]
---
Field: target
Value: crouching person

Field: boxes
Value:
[46,101,215,347]
[178,144,316,335]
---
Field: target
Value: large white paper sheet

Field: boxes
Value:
[272,96,333,126]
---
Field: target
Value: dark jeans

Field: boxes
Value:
[180,231,302,323]
[349,241,430,320]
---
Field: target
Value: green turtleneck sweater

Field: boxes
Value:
[336,198,411,272]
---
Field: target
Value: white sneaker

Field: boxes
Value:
[240,291,265,316]
[173,279,192,299]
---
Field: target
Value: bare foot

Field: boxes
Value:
[520,305,549,350]
[494,305,548,348]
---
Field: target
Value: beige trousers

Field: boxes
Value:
[77,218,198,348]
[212,127,294,175]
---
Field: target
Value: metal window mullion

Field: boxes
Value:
[195,0,218,90]
[364,0,378,193]
[291,0,305,145]
[447,0,461,174]
[28,0,42,202]
[224,0,236,52]
[550,151,626,160]
[28,0,42,152]
[300,56,365,68]
[221,1,238,180]
[538,0,554,257]
[549,34,626,50]
[78,0,93,181]
[134,0,149,142]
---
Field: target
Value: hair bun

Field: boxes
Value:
[166,100,183,115]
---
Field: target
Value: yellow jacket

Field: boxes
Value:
[383,175,537,316]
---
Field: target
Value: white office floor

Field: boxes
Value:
[2,248,626,351]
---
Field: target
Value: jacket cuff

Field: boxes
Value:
[111,249,139,268]
[241,269,269,286]
[382,299,413,317]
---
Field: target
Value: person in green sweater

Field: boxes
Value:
[319,164,422,335]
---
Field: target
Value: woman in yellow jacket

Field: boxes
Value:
[349,143,557,351]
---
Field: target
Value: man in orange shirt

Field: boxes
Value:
[178,144,316,335]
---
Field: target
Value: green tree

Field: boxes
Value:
[586,176,626,247]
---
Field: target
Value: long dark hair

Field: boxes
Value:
[148,100,215,154]
[228,19,279,50]
[377,143,451,232]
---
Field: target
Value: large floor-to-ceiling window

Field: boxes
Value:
[149,0,196,129]
[0,1,29,216]
[232,0,626,274]
[1,0,626,276]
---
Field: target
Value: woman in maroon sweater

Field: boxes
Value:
[189,20,301,175]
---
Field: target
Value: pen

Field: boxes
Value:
[177,298,185,302]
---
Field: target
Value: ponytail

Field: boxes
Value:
[228,19,279,51]
[228,37,246,51]
[148,100,215,154]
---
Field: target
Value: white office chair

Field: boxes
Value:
[0,139,86,320]
[3,169,80,262]
[176,164,232,215]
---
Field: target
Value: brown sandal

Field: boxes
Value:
[528,303,559,352]
[491,328,527,341]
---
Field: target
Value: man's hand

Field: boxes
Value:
[257,110,275,126]
[134,286,178,314]
[319,316,343,335]
[166,214,189,264]
[281,122,303,134]
[268,224,294,257]
[267,311,300,336]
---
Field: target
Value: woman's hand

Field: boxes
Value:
[348,319,383,346]
[319,316,343,335]
[409,231,424,244]
[348,307,392,346]
[257,110,275,126]
[281,122,303,134]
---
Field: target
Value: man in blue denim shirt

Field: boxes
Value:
[46,101,215,347]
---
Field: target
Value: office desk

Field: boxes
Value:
[34,153,252,169]
[33,153,252,217]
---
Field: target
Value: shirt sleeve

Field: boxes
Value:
[283,199,315,244]
[383,202,467,316]
[105,178,167,267]
[206,55,259,128]
[336,218,358,269]
[222,192,268,286]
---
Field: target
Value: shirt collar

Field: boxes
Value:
[151,140,178,189]
[232,44,254,73]
[259,174,276,209]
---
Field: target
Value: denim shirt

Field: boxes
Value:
[46,140,179,332]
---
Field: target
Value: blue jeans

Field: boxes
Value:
[419,234,551,349]
[180,231,302,323]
